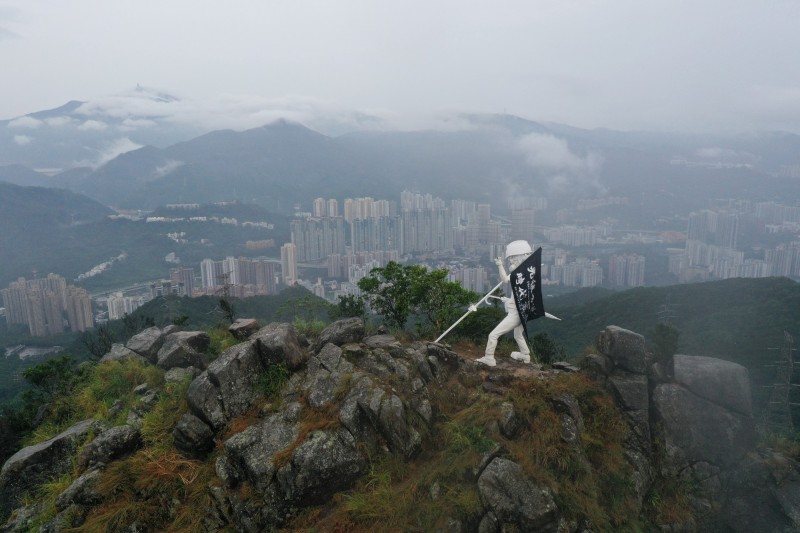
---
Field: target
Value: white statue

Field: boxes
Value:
[474,240,533,367]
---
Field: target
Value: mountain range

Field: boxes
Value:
[2,92,800,215]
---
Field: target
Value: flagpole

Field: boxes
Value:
[434,280,504,343]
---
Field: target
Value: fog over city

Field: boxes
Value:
[2,0,800,134]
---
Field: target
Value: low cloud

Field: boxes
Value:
[77,119,108,131]
[515,133,605,195]
[13,134,32,145]
[120,117,157,131]
[73,137,143,169]
[8,116,42,129]
[45,116,74,128]
[152,160,184,179]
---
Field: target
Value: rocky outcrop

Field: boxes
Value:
[672,354,753,417]
[477,458,559,532]
[4,320,794,532]
[157,331,210,370]
[77,424,142,472]
[100,343,149,364]
[589,325,767,530]
[229,318,260,340]
[315,317,365,348]
[0,419,101,520]
[252,322,306,370]
[125,326,165,363]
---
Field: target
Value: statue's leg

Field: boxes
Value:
[481,313,521,362]
[513,325,530,355]
[510,324,531,363]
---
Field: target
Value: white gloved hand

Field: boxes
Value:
[494,257,503,266]
[468,304,478,312]
[500,296,512,303]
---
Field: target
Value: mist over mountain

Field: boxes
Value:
[2,94,798,216]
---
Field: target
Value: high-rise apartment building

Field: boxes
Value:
[290,217,347,261]
[1,274,91,336]
[170,268,195,296]
[608,254,646,287]
[281,243,298,285]
[66,287,93,332]
[511,208,535,242]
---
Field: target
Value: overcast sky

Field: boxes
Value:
[1,0,799,133]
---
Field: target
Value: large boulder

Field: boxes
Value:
[652,383,755,472]
[0,419,98,520]
[55,469,102,511]
[173,413,215,459]
[100,343,148,364]
[252,323,307,370]
[275,428,366,503]
[223,412,300,491]
[229,318,260,340]
[316,318,365,348]
[596,326,647,374]
[186,372,227,431]
[673,355,752,417]
[608,372,650,449]
[78,425,142,472]
[157,331,210,370]
[477,458,559,532]
[205,341,266,421]
[125,327,165,362]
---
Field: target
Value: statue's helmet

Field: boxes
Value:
[504,240,532,259]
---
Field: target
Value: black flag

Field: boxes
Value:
[510,247,545,338]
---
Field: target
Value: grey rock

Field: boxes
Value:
[478,512,500,533]
[55,469,102,511]
[165,330,211,352]
[550,394,585,434]
[275,428,366,503]
[583,353,613,382]
[186,372,227,431]
[125,327,165,362]
[559,414,579,444]
[316,343,353,374]
[364,334,402,351]
[608,372,650,448]
[78,424,141,471]
[551,361,580,372]
[499,402,518,440]
[156,331,208,370]
[596,326,647,374]
[0,419,97,519]
[316,318,365,348]
[229,318,260,340]
[652,383,755,472]
[100,343,148,364]
[305,368,339,409]
[133,383,149,395]
[223,413,299,491]
[472,443,504,480]
[173,413,215,459]
[625,447,654,511]
[673,354,752,417]
[477,458,559,532]
[206,341,266,421]
[164,366,200,383]
[370,392,421,457]
[252,322,307,370]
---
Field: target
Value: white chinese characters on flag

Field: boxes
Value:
[510,247,545,338]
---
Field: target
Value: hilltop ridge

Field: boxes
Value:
[2,319,797,532]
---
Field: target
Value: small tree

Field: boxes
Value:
[411,269,477,336]
[358,261,427,330]
[530,332,566,365]
[329,294,367,320]
[358,261,477,336]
